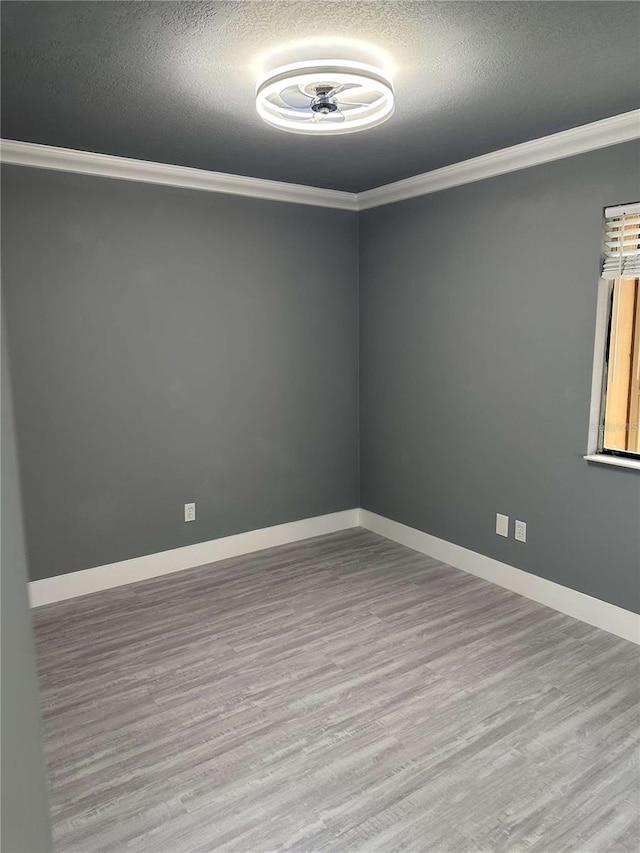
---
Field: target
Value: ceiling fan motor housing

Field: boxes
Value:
[311,90,339,114]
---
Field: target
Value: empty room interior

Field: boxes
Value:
[2,2,640,852]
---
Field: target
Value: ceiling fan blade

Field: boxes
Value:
[279,86,313,109]
[268,92,303,111]
[286,112,315,121]
[339,89,379,106]
[338,101,374,110]
[327,82,360,99]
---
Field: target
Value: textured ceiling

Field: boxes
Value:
[2,1,639,192]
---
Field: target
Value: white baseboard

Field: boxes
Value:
[360,510,640,645]
[29,507,639,645]
[28,509,360,608]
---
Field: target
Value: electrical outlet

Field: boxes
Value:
[184,502,196,522]
[515,520,527,543]
[496,513,509,537]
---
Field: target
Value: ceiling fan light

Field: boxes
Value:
[255,60,394,135]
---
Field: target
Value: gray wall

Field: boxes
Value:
[1,329,52,852]
[2,166,359,581]
[360,140,640,614]
[4,145,639,613]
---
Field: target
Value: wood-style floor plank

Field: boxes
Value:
[32,529,640,852]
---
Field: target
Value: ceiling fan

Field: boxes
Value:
[256,61,395,135]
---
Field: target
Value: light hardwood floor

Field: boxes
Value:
[33,529,639,852]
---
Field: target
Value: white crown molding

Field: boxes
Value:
[2,109,639,211]
[360,510,639,645]
[357,109,640,210]
[28,508,360,607]
[0,139,358,212]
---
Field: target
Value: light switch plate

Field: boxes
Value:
[496,513,509,537]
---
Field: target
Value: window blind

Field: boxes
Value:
[602,202,640,280]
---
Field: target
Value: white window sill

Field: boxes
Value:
[584,454,640,471]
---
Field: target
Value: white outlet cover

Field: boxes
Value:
[496,513,509,537]
[184,502,196,522]
[515,520,527,542]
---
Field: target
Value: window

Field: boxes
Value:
[602,277,639,456]
[587,203,640,468]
